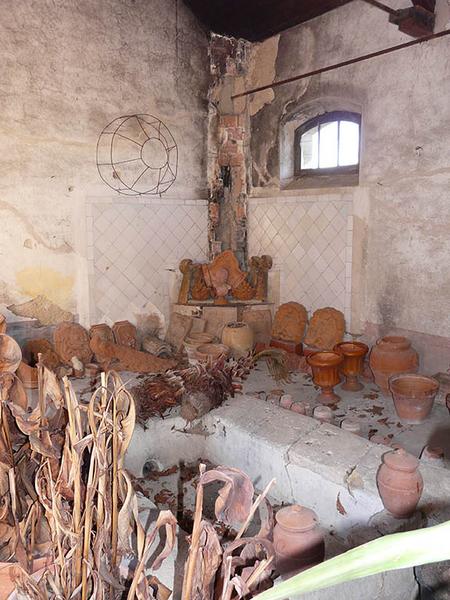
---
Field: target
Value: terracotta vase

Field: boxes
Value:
[195,343,229,361]
[377,448,423,518]
[221,321,254,358]
[369,336,419,394]
[274,505,325,577]
[389,374,439,424]
[334,341,368,392]
[307,351,343,405]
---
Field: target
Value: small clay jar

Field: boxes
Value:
[307,351,343,405]
[340,418,361,436]
[369,336,419,394]
[389,374,439,424]
[274,505,325,577]
[222,322,254,358]
[313,405,334,424]
[377,448,423,518]
[334,341,369,392]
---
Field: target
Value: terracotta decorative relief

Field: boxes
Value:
[54,322,93,364]
[304,307,345,350]
[112,320,137,349]
[272,302,308,344]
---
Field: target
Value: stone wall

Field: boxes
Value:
[209,1,450,371]
[0,0,209,330]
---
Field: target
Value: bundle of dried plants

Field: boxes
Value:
[132,348,290,425]
[0,362,176,599]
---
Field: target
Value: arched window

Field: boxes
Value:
[294,111,361,177]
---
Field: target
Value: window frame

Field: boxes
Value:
[294,111,361,178]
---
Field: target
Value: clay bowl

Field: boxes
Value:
[195,343,229,362]
[389,373,439,424]
[0,334,22,373]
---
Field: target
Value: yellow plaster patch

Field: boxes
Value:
[16,267,74,309]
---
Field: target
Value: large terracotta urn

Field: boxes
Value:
[334,341,369,392]
[389,374,439,424]
[377,448,423,518]
[274,505,325,577]
[306,351,343,405]
[369,336,419,394]
[221,321,254,358]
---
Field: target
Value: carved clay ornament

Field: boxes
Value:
[304,307,345,350]
[54,322,93,364]
[112,320,137,349]
[272,302,308,344]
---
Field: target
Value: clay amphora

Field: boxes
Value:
[377,448,423,518]
[389,373,439,424]
[369,336,418,394]
[221,321,254,358]
[274,505,325,577]
[334,341,369,392]
[307,351,343,405]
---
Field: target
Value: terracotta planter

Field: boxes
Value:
[389,373,439,424]
[306,351,343,405]
[334,341,368,392]
[377,448,423,518]
[195,343,229,362]
[221,321,254,358]
[369,336,419,394]
[274,505,325,577]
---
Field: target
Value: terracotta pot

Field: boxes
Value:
[195,343,229,361]
[221,321,254,358]
[420,445,445,467]
[274,505,325,577]
[377,448,423,518]
[334,341,368,392]
[389,374,438,424]
[369,336,419,394]
[306,351,343,405]
[16,361,38,389]
[0,334,22,373]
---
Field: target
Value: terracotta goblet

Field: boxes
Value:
[334,341,369,392]
[306,351,343,405]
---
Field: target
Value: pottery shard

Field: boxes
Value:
[304,307,345,351]
[165,313,193,352]
[8,295,73,326]
[90,336,176,373]
[22,338,63,370]
[271,302,308,344]
[112,320,138,349]
[54,322,93,364]
[242,308,272,345]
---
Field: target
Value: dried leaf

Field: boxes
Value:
[200,466,254,526]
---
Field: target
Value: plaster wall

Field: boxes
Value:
[243,1,450,371]
[0,0,209,329]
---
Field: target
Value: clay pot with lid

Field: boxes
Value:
[389,373,439,424]
[369,336,419,394]
[377,448,423,518]
[334,341,368,392]
[273,505,325,577]
[307,351,343,405]
[221,321,254,358]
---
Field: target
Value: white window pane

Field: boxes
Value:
[319,121,338,168]
[300,125,319,169]
[339,121,359,166]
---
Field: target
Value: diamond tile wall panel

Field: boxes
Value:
[248,197,352,323]
[88,200,208,323]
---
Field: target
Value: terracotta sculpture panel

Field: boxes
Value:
[272,302,308,344]
[304,307,345,350]
[54,323,93,364]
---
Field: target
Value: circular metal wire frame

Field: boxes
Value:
[96,114,178,196]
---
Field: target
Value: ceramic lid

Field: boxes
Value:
[383,448,419,472]
[275,505,318,532]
